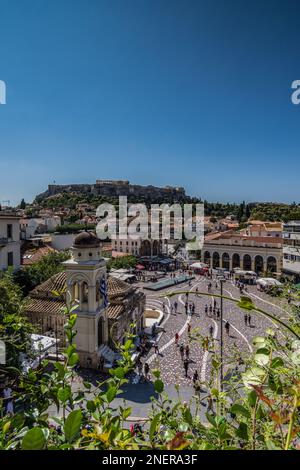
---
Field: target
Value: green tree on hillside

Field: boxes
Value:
[14,251,70,295]
[107,255,137,271]
[19,199,26,210]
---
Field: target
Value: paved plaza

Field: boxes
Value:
[61,273,291,421]
[141,274,289,387]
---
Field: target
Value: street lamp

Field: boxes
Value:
[219,276,226,393]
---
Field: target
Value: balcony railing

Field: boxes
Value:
[0,238,8,247]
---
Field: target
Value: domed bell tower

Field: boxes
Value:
[62,231,109,368]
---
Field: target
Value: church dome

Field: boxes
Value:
[73,231,100,248]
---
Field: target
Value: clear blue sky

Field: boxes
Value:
[0,0,300,205]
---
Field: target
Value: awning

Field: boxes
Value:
[257,278,282,287]
[110,272,136,281]
[136,264,145,270]
[158,258,174,265]
[190,262,208,269]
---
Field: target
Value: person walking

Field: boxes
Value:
[187,323,192,335]
[193,370,199,385]
[144,363,150,381]
[154,342,159,355]
[174,301,178,313]
[183,358,189,377]
[179,343,185,360]
[244,313,248,326]
[216,308,220,319]
[248,314,251,326]
[209,305,212,315]
[185,344,190,359]
[205,305,208,316]
[175,332,179,345]
[225,321,230,335]
[209,325,214,338]
[137,360,143,376]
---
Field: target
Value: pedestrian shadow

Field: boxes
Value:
[117,381,159,403]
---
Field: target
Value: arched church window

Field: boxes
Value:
[96,280,100,302]
[72,282,80,302]
[82,282,89,303]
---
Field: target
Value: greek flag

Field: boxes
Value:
[100,277,108,308]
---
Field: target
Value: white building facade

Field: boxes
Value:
[0,213,21,270]
[282,221,300,282]
[202,233,282,275]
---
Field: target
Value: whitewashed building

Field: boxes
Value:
[0,213,21,270]
[282,221,300,282]
[202,231,282,275]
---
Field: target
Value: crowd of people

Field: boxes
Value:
[134,269,256,389]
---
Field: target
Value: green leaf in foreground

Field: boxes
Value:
[236,422,248,440]
[64,410,82,443]
[238,296,255,311]
[154,379,164,393]
[230,404,251,419]
[149,414,160,442]
[22,427,46,450]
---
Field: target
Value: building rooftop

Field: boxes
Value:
[27,271,134,315]
[283,220,300,226]
[22,244,56,266]
[0,211,21,219]
[204,231,283,246]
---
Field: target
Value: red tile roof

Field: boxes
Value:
[205,232,282,245]
[22,245,56,265]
